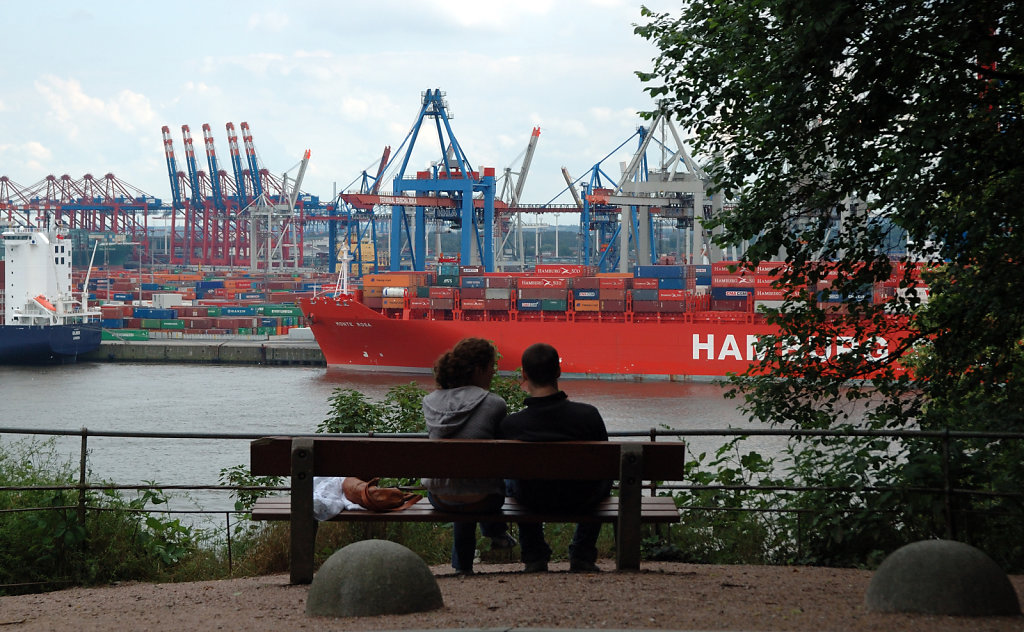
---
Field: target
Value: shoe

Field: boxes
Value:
[490,534,518,550]
[523,560,548,573]
[569,559,601,573]
[454,568,474,576]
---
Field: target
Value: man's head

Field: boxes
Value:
[521,342,561,388]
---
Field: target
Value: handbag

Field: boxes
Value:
[342,477,421,512]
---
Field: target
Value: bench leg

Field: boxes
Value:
[616,444,643,570]
[290,438,315,584]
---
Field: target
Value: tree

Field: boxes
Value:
[636,1,1024,566]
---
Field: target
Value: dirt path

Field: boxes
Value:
[2,562,1022,631]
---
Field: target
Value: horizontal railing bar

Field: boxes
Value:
[3,426,1024,441]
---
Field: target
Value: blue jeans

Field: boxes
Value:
[505,478,612,565]
[427,492,508,572]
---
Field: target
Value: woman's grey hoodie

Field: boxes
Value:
[421,385,507,496]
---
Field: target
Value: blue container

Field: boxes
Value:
[692,265,711,276]
[259,317,278,327]
[818,289,871,303]
[658,278,686,290]
[631,289,659,301]
[695,274,713,285]
[573,289,599,300]
[635,265,687,279]
[195,280,225,290]
[222,306,256,316]
[238,292,266,300]
[133,307,176,319]
[517,299,542,311]
[711,287,754,300]
[141,283,161,291]
[113,292,135,301]
[101,318,124,329]
[460,276,486,288]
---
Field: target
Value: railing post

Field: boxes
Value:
[290,437,316,584]
[225,512,233,576]
[78,427,88,529]
[616,443,643,570]
[942,428,956,540]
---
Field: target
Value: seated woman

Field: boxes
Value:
[421,337,516,574]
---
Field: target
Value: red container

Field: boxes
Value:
[599,289,627,301]
[712,274,756,287]
[534,264,591,276]
[659,300,686,313]
[755,288,786,300]
[484,299,510,310]
[658,289,688,300]
[484,275,516,288]
[632,300,660,313]
[518,288,569,300]
[460,265,484,275]
[710,298,748,311]
[429,287,457,299]
[711,261,743,274]
[600,300,626,312]
[572,277,602,290]
[409,297,431,309]
[430,299,455,310]
[517,277,569,289]
[598,277,627,289]
[460,288,486,299]
[461,298,486,310]
[632,277,660,289]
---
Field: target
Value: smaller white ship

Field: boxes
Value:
[1,218,102,364]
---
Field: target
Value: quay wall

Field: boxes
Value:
[81,339,325,366]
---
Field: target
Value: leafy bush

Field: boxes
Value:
[0,438,205,594]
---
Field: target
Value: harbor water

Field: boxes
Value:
[0,362,779,525]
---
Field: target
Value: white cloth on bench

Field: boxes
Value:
[312,476,364,520]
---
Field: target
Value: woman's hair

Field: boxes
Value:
[433,338,496,389]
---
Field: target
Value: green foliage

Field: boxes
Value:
[0,438,206,594]
[218,464,284,513]
[636,0,1024,568]
[318,382,428,434]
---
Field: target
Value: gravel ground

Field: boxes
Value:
[2,561,1022,632]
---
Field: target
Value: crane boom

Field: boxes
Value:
[512,126,540,205]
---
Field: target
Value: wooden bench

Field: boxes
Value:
[250,436,686,584]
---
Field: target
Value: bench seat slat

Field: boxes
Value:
[251,495,680,524]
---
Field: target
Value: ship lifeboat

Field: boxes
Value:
[33,295,57,311]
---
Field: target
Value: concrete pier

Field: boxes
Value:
[81,337,325,366]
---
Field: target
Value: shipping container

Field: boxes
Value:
[102,329,149,341]
[712,287,755,300]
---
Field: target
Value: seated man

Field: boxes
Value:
[499,342,612,573]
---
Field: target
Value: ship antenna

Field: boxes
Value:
[81,240,100,312]
[334,246,352,297]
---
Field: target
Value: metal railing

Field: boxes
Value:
[2,424,1023,574]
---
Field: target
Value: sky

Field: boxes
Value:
[0,1,684,210]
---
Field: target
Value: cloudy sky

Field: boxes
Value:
[0,1,683,209]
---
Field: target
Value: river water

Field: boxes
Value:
[0,362,780,525]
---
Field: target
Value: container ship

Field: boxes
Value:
[300,262,915,380]
[1,223,102,364]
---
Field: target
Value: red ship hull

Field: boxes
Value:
[302,295,791,379]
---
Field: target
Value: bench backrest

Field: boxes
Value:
[250,437,686,481]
